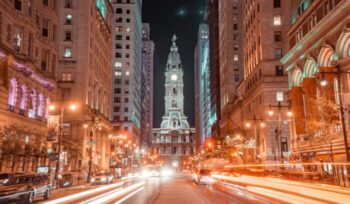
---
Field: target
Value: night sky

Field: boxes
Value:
[142,0,205,128]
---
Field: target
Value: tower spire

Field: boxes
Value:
[167,34,181,70]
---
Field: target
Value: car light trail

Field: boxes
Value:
[43,181,124,204]
[114,186,144,204]
[212,174,350,203]
[84,181,145,204]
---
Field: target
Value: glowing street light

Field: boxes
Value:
[287,111,293,117]
[49,104,55,111]
[245,122,251,128]
[83,123,89,129]
[268,110,274,116]
[260,122,266,128]
[69,103,77,111]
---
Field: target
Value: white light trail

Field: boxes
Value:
[43,182,124,204]
[114,186,144,204]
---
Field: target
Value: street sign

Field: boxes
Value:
[276,92,284,102]
[88,140,96,145]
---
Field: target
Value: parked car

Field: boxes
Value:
[0,173,51,203]
[193,169,212,185]
[0,173,24,185]
[90,172,114,185]
[58,173,79,188]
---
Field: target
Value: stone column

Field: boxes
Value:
[303,78,318,136]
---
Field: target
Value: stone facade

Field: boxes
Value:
[0,0,58,172]
[152,36,196,168]
[224,0,293,164]
[282,0,350,162]
[56,0,113,172]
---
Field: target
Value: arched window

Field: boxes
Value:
[19,84,27,115]
[37,93,44,119]
[28,89,36,118]
[116,8,122,14]
[8,78,17,112]
[173,87,177,95]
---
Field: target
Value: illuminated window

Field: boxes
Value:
[66,14,72,24]
[115,71,122,76]
[273,15,281,25]
[64,47,72,58]
[233,54,239,61]
[126,27,130,32]
[62,72,72,81]
[114,62,122,67]
[125,71,130,76]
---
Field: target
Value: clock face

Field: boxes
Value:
[171,74,178,81]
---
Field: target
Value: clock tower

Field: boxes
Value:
[161,35,189,129]
[151,35,195,168]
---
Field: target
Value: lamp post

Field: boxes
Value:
[83,117,101,183]
[268,102,292,162]
[319,64,350,163]
[245,115,265,162]
[48,101,77,188]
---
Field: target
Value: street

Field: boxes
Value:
[29,173,350,204]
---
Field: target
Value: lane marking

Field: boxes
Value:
[114,186,144,204]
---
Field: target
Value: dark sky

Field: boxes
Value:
[143,0,206,128]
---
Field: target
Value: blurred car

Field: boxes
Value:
[193,169,212,185]
[0,173,24,185]
[0,173,51,204]
[58,173,80,188]
[90,172,114,185]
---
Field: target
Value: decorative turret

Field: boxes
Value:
[166,35,182,70]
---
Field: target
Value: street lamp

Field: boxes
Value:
[49,101,78,188]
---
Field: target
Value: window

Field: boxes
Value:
[126,18,130,23]
[65,0,72,8]
[115,79,121,84]
[233,14,237,21]
[233,34,238,41]
[274,31,282,42]
[125,80,129,85]
[114,62,122,67]
[42,18,49,37]
[234,64,239,71]
[114,88,121,94]
[273,15,281,25]
[114,115,120,121]
[115,71,122,76]
[124,107,128,112]
[275,65,284,76]
[64,47,72,58]
[233,54,239,61]
[126,45,130,49]
[66,14,72,24]
[116,8,122,14]
[274,0,281,8]
[126,53,130,58]
[115,26,122,32]
[62,73,72,81]
[116,18,122,23]
[125,71,130,76]
[233,3,238,9]
[43,0,48,6]
[233,24,238,30]
[115,52,122,58]
[126,27,130,32]
[115,43,122,49]
[61,88,71,99]
[127,9,130,14]
[14,0,22,11]
[114,97,120,103]
[124,98,129,103]
[274,48,282,59]
[124,116,128,121]
[115,35,122,40]
[65,31,72,41]
[234,44,238,50]
[113,106,120,112]
[126,36,130,40]
[234,75,239,81]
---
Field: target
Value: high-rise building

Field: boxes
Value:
[228,0,293,163]
[217,0,244,139]
[0,0,58,172]
[141,23,154,147]
[282,0,350,163]
[111,0,142,144]
[56,0,113,171]
[195,23,214,149]
[208,0,221,140]
[152,35,196,168]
